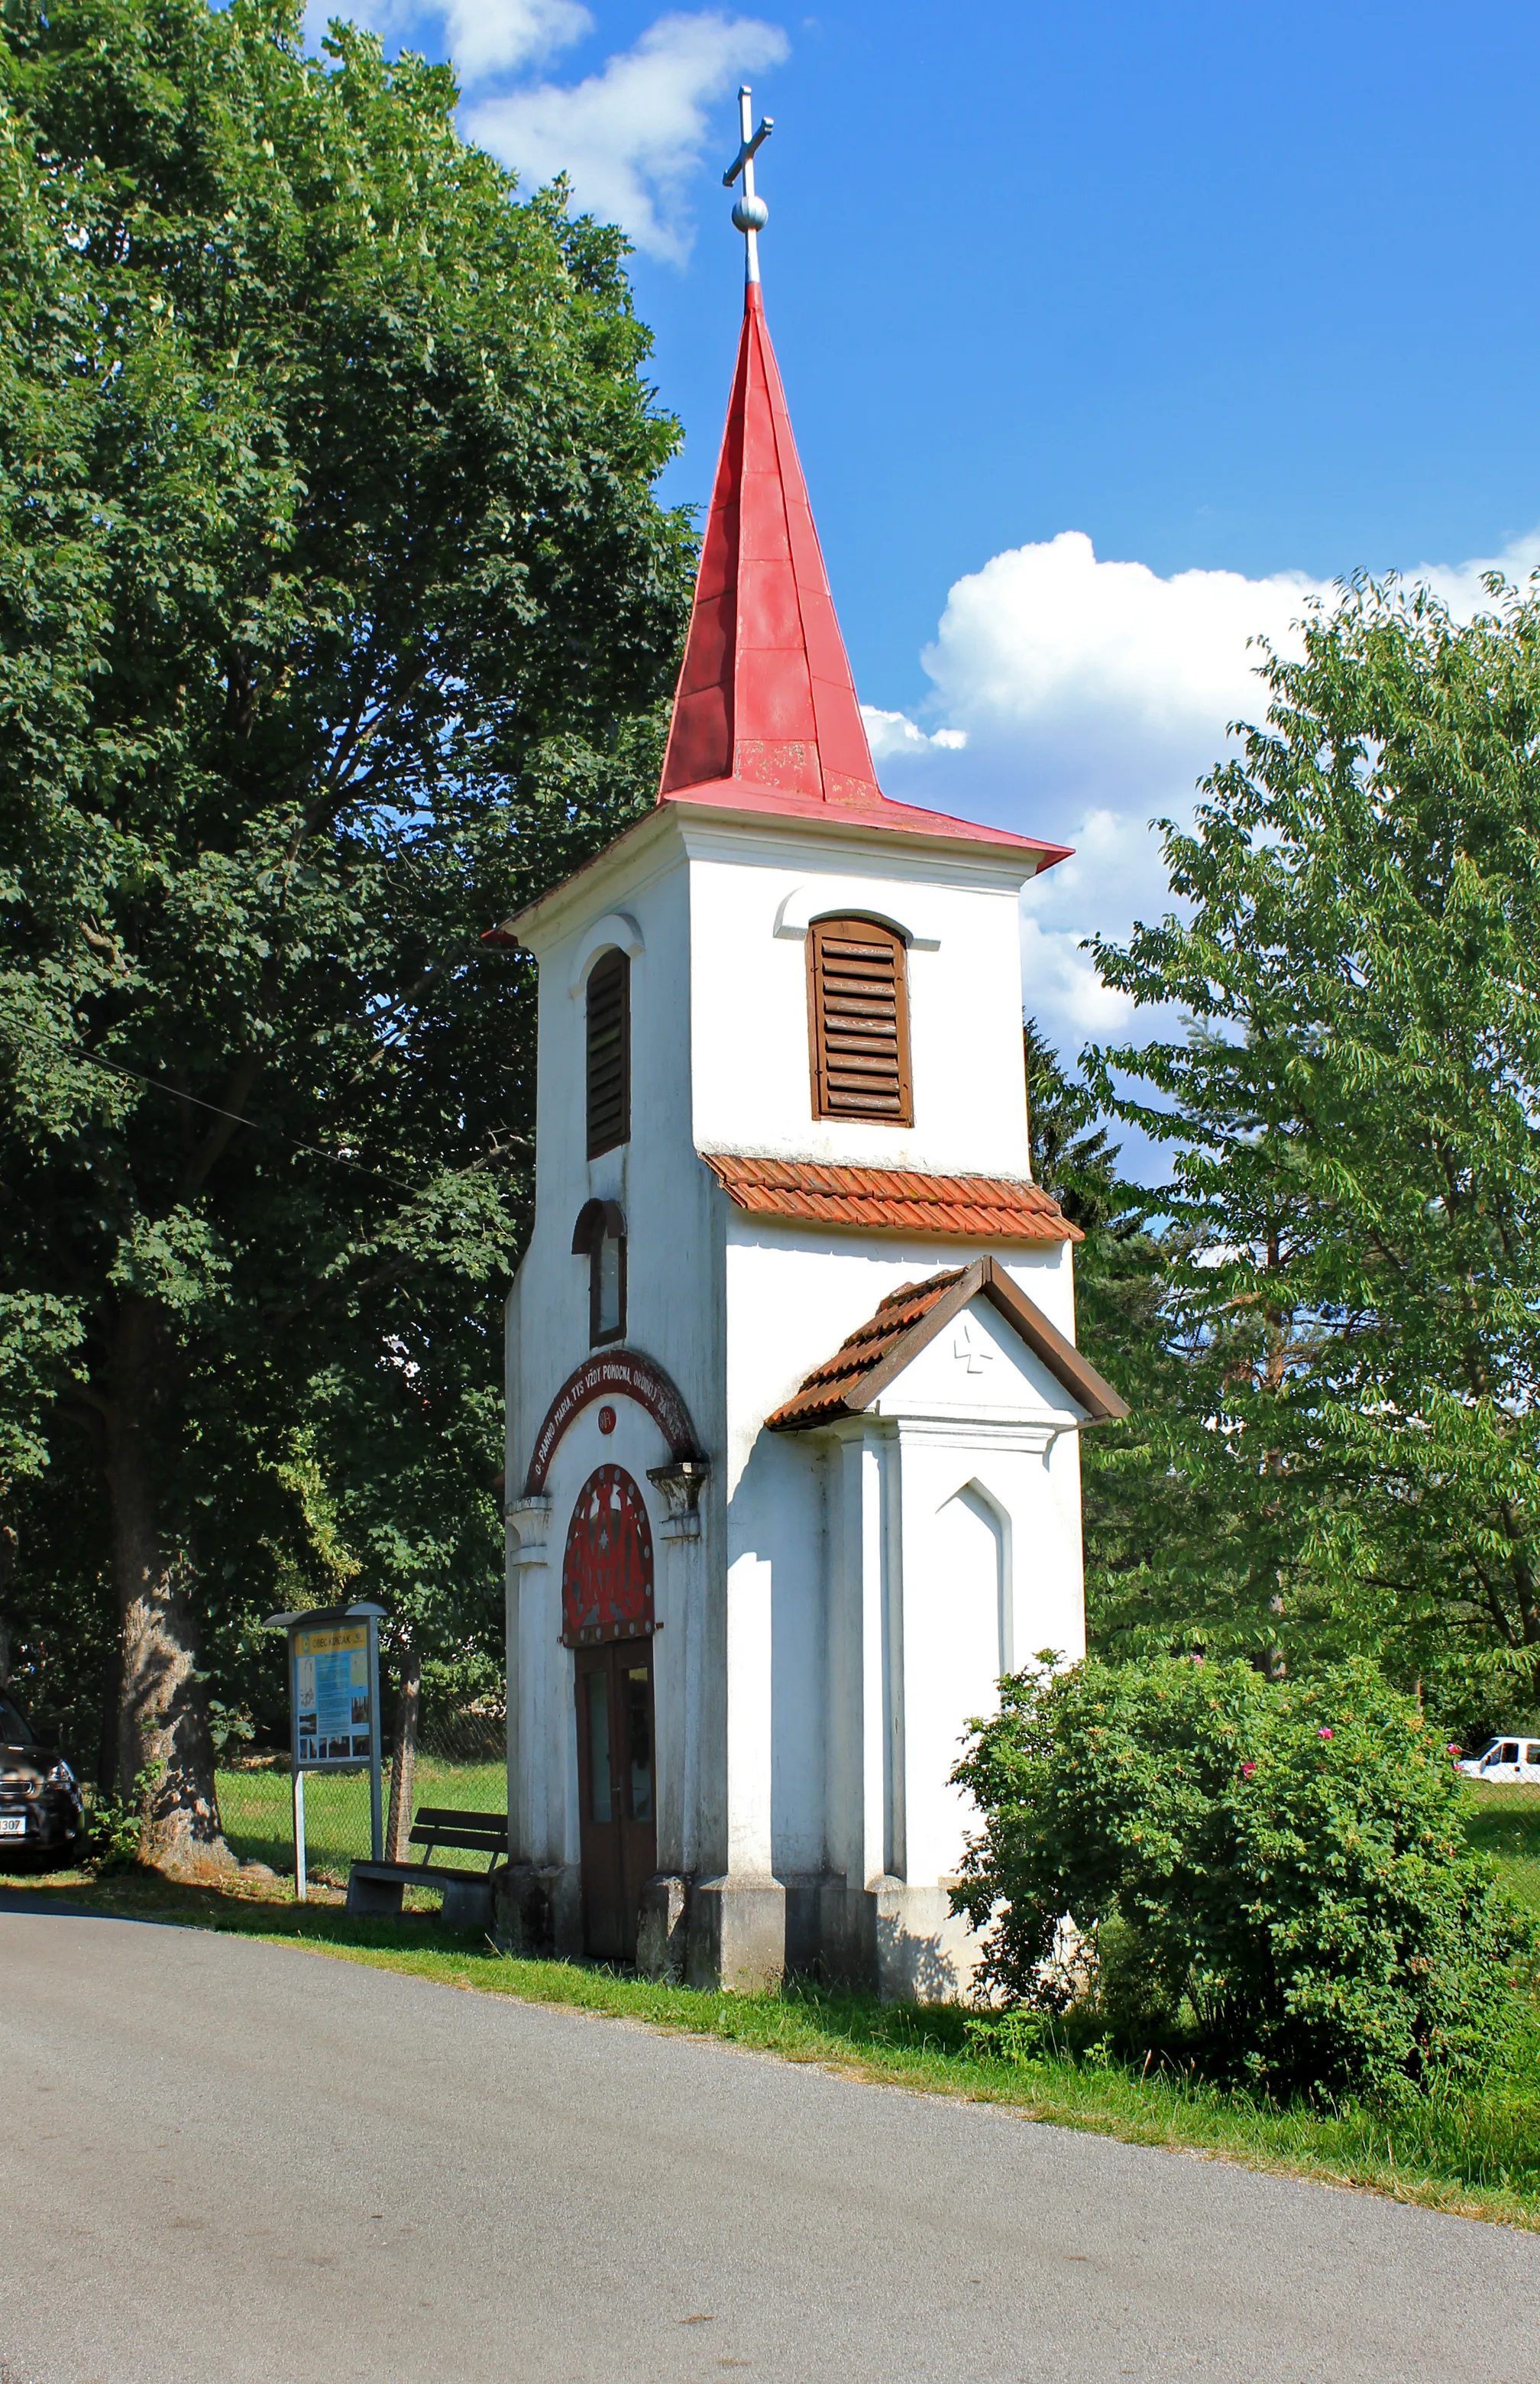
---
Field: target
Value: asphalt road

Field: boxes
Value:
[3,1906,1539,2384]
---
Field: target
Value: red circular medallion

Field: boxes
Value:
[597,1404,616,1436]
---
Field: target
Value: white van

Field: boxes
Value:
[1458,1736,1540,1783]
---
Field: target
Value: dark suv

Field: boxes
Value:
[0,1692,83,1867]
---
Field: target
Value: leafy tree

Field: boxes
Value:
[1023,1015,1125,1232]
[952,1654,1529,2097]
[1021,1020,1208,1664]
[1085,578,1540,1728]
[0,0,693,1857]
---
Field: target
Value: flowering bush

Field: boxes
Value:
[950,1656,1532,2098]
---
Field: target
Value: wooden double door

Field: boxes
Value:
[574,1639,656,1964]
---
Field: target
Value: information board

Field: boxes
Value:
[266,1602,387,1898]
[293,1621,373,1767]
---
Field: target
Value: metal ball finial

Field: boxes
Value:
[723,85,773,285]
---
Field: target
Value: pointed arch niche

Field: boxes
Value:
[943,1479,1014,1680]
[903,1478,1014,1888]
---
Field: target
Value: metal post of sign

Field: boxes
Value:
[366,1608,383,1862]
[292,1764,308,1903]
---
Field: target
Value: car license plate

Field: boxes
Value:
[0,1815,27,1836]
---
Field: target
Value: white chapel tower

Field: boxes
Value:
[498,93,1124,1997]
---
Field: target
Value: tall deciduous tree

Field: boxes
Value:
[1086,578,1540,1719]
[1021,1021,1208,1667]
[0,0,693,1857]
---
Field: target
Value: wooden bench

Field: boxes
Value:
[346,1806,506,1930]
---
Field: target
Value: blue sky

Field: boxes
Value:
[321,0,1540,1080]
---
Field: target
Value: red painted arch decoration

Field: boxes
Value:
[561,1465,655,1647]
[523,1348,701,1495]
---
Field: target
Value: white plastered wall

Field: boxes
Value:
[690,819,1049,1892]
[723,1226,1085,1892]
[504,817,730,1881]
[510,1398,702,1875]
[872,1294,1089,1888]
[681,821,1037,1177]
[502,800,1090,1977]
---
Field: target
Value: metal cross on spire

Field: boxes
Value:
[722,84,772,286]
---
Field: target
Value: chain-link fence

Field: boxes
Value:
[216,1704,506,1893]
[1465,1783,1540,1909]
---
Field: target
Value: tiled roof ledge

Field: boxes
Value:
[701,1154,1082,1245]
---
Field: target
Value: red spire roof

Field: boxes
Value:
[658,287,1070,871]
[662,283,878,805]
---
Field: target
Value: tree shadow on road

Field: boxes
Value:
[0,1867,477,1957]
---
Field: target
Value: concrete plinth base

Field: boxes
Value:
[815,1878,875,1987]
[686,1874,786,1993]
[493,1861,978,1996]
[817,1876,982,2003]
[870,1879,979,2004]
[493,1861,582,1958]
[636,1874,688,1981]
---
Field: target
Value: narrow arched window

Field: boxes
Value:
[807,915,913,1124]
[573,1200,627,1346]
[586,950,629,1158]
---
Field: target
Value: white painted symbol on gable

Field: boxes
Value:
[952,1318,995,1375]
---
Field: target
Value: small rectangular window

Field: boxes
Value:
[586,951,629,1158]
[574,1199,627,1347]
[594,1229,625,1344]
[807,915,913,1125]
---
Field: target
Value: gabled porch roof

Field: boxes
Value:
[765,1255,1128,1431]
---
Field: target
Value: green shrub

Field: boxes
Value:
[950,1655,1532,2099]
[84,1759,163,1874]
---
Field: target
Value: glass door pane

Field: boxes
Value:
[587,1671,613,1823]
[624,1662,653,1823]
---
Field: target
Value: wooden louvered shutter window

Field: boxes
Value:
[807,916,913,1125]
[586,951,630,1158]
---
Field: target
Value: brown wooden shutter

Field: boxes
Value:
[807,917,913,1125]
[586,951,629,1158]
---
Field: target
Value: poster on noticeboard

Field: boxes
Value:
[293,1621,373,1768]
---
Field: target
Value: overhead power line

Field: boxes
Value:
[28,1036,512,1197]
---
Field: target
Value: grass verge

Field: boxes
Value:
[5,1863,1540,2231]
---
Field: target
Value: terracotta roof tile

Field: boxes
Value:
[765,1255,1128,1433]
[768,1270,968,1427]
[700,1154,1081,1244]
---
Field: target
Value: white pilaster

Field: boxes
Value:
[505,1495,552,1864]
[724,1549,775,1874]
[649,1465,710,1875]
[827,1417,902,1892]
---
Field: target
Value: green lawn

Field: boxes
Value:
[9,1775,1536,2230]
[1464,1783,1540,1907]
[215,1754,505,1884]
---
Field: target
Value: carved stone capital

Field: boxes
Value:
[646,1457,710,1541]
[506,1495,553,1563]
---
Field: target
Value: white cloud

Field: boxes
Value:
[463,11,788,261]
[442,0,592,84]
[874,530,1337,1082]
[862,706,966,760]
[920,530,1326,789]
[870,526,1540,1168]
